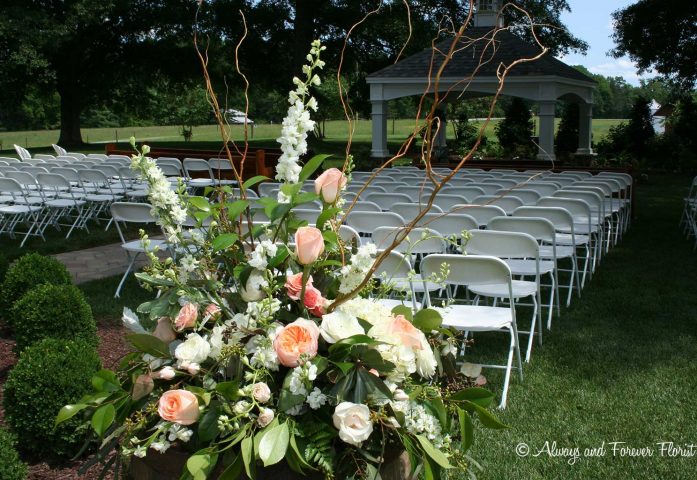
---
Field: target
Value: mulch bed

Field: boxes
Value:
[0,324,132,479]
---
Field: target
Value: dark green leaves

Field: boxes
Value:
[413,308,443,332]
[91,404,115,437]
[299,154,331,183]
[212,233,239,252]
[126,333,170,358]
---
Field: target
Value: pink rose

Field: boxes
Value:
[295,226,325,265]
[303,286,326,317]
[285,272,313,301]
[388,315,424,350]
[132,374,154,401]
[175,303,198,331]
[158,389,200,425]
[153,317,177,343]
[315,168,347,203]
[203,303,221,320]
[273,318,320,367]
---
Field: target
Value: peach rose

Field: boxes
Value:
[315,168,347,203]
[285,272,313,300]
[273,318,320,367]
[158,389,200,425]
[203,303,221,320]
[175,303,198,330]
[295,226,324,265]
[153,317,177,344]
[303,286,326,317]
[387,315,424,350]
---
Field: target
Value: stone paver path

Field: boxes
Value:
[53,242,148,284]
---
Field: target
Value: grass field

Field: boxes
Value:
[0,118,625,154]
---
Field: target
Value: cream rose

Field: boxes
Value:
[295,226,325,265]
[174,303,198,330]
[315,168,347,203]
[158,389,200,425]
[156,366,176,380]
[320,311,364,344]
[257,407,275,427]
[251,382,271,403]
[332,402,373,446]
[273,318,320,367]
[175,333,211,367]
[240,270,268,302]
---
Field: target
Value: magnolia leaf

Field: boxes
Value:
[458,408,474,452]
[415,434,452,469]
[243,175,269,190]
[391,304,413,321]
[259,422,290,467]
[91,370,121,392]
[464,401,508,429]
[188,196,211,212]
[91,404,116,437]
[212,233,239,252]
[126,334,170,358]
[299,154,331,183]
[225,200,250,221]
[55,404,88,426]
[413,308,443,332]
[449,387,495,408]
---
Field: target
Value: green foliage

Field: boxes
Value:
[0,253,9,284]
[0,428,28,480]
[555,102,580,159]
[0,252,72,322]
[3,338,101,460]
[597,97,655,168]
[448,102,485,156]
[296,420,335,476]
[11,284,97,352]
[495,97,535,158]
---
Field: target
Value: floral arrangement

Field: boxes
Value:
[57,41,504,480]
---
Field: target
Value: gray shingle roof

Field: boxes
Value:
[368,27,596,84]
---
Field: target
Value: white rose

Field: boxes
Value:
[252,382,271,403]
[257,407,275,427]
[415,347,437,378]
[332,402,373,446]
[208,325,226,359]
[461,362,482,378]
[320,311,364,344]
[175,333,211,367]
[156,366,176,380]
[393,389,409,402]
[240,270,268,302]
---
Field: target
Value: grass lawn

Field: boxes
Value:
[68,174,697,479]
[0,118,625,155]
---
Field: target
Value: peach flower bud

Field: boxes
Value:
[252,382,271,403]
[158,389,200,425]
[132,374,154,401]
[273,318,320,367]
[368,369,379,377]
[156,366,176,380]
[303,286,326,318]
[475,375,487,386]
[295,226,325,265]
[153,317,177,344]
[175,303,198,331]
[315,168,347,203]
[203,303,221,320]
[285,272,313,301]
[388,315,424,350]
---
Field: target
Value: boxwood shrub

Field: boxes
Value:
[0,253,72,323]
[11,284,98,352]
[3,338,101,460]
[0,427,27,480]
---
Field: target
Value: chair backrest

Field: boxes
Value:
[471,195,523,214]
[158,164,182,177]
[78,169,111,186]
[497,189,541,205]
[33,154,56,161]
[110,202,157,223]
[416,212,479,237]
[400,185,436,198]
[183,158,212,178]
[6,171,37,187]
[66,152,87,160]
[536,197,592,223]
[487,216,556,244]
[347,201,382,212]
[14,144,31,160]
[0,157,21,164]
[95,165,119,177]
[426,193,469,211]
[51,167,80,183]
[363,192,412,210]
[370,181,408,193]
[87,153,108,161]
[0,177,26,194]
[481,179,518,188]
[524,182,559,197]
[294,208,321,223]
[421,254,512,288]
[372,226,446,255]
[513,206,575,234]
[545,176,576,187]
[345,211,405,235]
[19,166,49,175]
[258,182,280,197]
[465,230,540,265]
[441,185,485,199]
[52,144,68,156]
[392,202,443,222]
[449,204,507,226]
[554,190,604,218]
[338,224,361,246]
[56,155,80,163]
[468,183,501,195]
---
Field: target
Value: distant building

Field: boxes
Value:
[649,100,674,135]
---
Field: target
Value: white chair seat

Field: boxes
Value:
[504,258,555,275]
[189,178,216,187]
[539,245,575,259]
[13,197,44,206]
[58,192,87,200]
[555,233,589,245]
[436,304,513,331]
[469,280,538,299]
[46,199,85,208]
[122,238,168,252]
[0,204,41,214]
[87,194,120,202]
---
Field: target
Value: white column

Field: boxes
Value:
[370,100,389,158]
[536,100,556,161]
[576,102,593,155]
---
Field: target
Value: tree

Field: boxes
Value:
[495,97,535,158]
[555,102,579,158]
[612,1,697,87]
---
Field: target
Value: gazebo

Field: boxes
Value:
[366,1,596,162]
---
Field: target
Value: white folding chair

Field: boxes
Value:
[0,178,44,246]
[344,211,405,238]
[392,202,443,222]
[35,173,89,237]
[421,254,523,408]
[450,204,507,227]
[363,192,412,210]
[472,195,524,215]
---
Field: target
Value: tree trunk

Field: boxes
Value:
[293,0,319,77]
[57,75,84,147]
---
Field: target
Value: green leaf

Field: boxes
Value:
[425,397,448,430]
[328,334,379,354]
[91,404,115,437]
[350,369,369,403]
[464,401,509,429]
[295,191,320,205]
[134,273,175,287]
[330,361,355,375]
[215,380,239,401]
[280,182,303,198]
[91,370,121,392]
[359,368,393,399]
[391,304,413,321]
[198,407,220,443]
[449,387,495,408]
[126,333,170,358]
[316,208,341,230]
[269,202,292,221]
[241,436,255,479]
[55,403,88,426]
[212,233,239,252]
[299,154,331,183]
[361,349,395,373]
[278,371,307,412]
[289,431,314,472]
[415,434,452,469]
[243,175,270,190]
[413,308,443,332]
[458,408,474,452]
[219,453,244,480]
[187,451,218,480]
[267,245,290,268]
[259,422,290,467]
[188,196,211,212]
[225,199,250,221]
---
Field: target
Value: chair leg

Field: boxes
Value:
[114,252,138,298]
[525,295,539,363]
[499,326,517,409]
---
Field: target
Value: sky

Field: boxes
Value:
[558,0,654,85]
